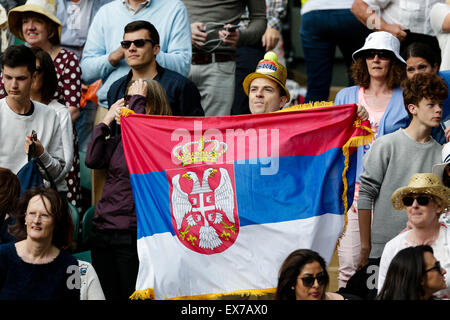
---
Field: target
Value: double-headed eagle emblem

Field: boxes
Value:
[171,167,235,251]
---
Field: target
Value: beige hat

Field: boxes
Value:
[8,0,61,44]
[391,173,450,210]
[243,51,290,101]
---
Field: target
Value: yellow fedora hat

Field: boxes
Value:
[243,51,290,101]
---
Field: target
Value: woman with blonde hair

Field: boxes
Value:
[85,79,171,300]
[378,173,450,299]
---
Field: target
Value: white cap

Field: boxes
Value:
[432,142,450,184]
[352,31,406,63]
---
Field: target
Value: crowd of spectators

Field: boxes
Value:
[1,0,450,301]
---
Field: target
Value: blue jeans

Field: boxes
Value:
[300,9,371,103]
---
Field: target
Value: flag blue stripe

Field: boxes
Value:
[130,147,356,239]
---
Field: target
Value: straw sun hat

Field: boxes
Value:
[8,0,61,44]
[391,173,450,211]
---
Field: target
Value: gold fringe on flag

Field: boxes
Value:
[129,288,276,300]
[277,100,336,112]
[129,288,155,300]
[337,120,374,248]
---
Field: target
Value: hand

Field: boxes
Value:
[128,79,148,97]
[262,27,281,52]
[25,135,44,157]
[191,22,207,48]
[219,24,240,47]
[103,98,125,126]
[356,247,370,271]
[108,46,125,66]
[384,24,407,42]
[356,103,369,121]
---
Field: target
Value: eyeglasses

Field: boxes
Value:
[298,273,328,287]
[120,39,155,49]
[365,50,392,60]
[402,195,433,207]
[26,211,52,222]
[424,261,444,275]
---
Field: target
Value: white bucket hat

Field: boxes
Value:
[432,142,450,184]
[352,31,406,63]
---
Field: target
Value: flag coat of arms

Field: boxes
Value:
[121,104,372,300]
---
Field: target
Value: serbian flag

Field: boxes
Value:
[121,103,373,300]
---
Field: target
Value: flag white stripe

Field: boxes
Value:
[135,213,344,299]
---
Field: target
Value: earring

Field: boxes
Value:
[291,286,294,290]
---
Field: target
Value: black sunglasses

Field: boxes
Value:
[298,273,328,287]
[424,261,444,275]
[120,39,155,49]
[402,195,433,207]
[365,50,392,60]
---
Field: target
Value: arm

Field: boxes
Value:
[26,115,66,184]
[53,106,74,184]
[80,8,119,84]
[155,3,192,77]
[351,0,407,41]
[85,99,124,169]
[355,140,389,269]
[262,0,287,51]
[238,0,267,46]
[430,3,450,33]
[357,208,372,270]
[126,79,148,115]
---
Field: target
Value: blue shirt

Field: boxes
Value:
[80,0,192,107]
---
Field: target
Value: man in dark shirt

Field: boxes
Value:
[107,20,204,118]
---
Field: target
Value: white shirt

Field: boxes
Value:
[48,100,74,186]
[378,224,450,299]
[364,0,444,36]
[301,0,354,15]
[430,3,450,70]
[0,98,66,190]
[78,260,105,300]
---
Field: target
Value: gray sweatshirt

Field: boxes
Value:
[358,129,442,258]
[182,0,267,54]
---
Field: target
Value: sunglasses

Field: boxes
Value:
[298,273,328,287]
[365,50,392,60]
[424,261,444,275]
[120,39,155,49]
[402,195,433,207]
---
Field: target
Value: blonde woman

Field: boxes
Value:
[85,79,170,300]
[378,173,450,299]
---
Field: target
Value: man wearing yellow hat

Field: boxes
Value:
[243,51,290,115]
